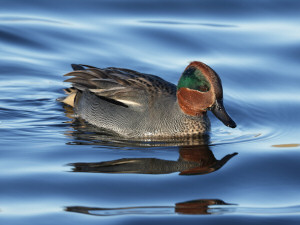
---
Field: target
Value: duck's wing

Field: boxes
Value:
[64,64,177,108]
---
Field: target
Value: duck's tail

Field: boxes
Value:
[57,87,78,107]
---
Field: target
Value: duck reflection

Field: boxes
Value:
[65,199,232,216]
[69,145,237,176]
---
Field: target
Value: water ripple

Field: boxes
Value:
[139,20,238,28]
[0,16,69,26]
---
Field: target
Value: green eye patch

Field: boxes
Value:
[177,67,210,92]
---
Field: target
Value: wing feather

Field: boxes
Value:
[64,64,177,107]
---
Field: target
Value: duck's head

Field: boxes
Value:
[177,61,236,128]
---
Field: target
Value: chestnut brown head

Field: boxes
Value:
[177,61,236,128]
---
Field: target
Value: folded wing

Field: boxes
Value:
[64,64,177,108]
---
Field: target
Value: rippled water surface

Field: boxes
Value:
[1,0,300,224]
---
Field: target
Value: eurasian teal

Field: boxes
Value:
[60,61,236,138]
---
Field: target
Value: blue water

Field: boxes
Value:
[1,0,300,224]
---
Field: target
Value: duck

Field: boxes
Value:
[60,61,236,138]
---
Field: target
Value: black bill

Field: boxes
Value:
[211,99,236,128]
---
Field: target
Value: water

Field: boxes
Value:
[1,0,300,224]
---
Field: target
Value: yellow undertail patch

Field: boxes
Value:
[62,92,76,107]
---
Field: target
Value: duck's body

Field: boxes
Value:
[61,61,236,138]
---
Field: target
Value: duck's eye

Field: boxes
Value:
[198,85,209,92]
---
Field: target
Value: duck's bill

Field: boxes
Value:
[211,100,236,128]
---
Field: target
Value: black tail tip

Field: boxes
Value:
[71,64,85,71]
